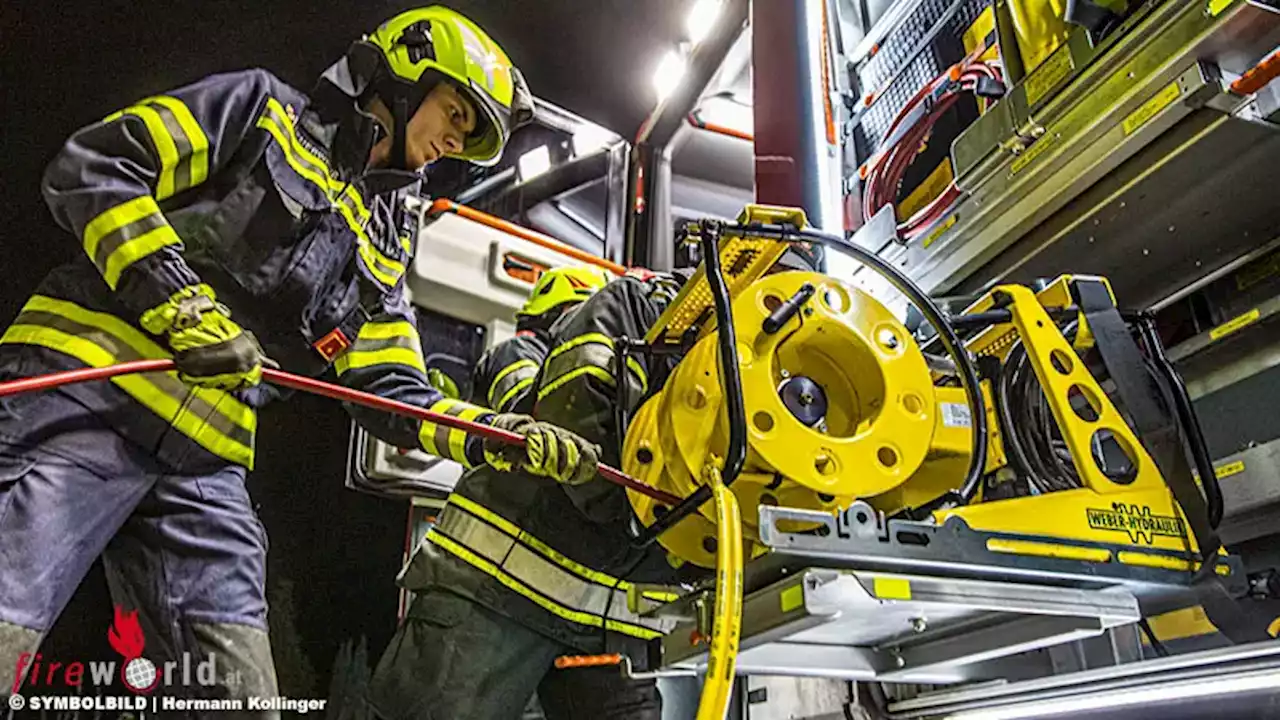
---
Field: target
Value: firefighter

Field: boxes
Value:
[470,265,613,414]
[0,6,600,712]
[367,245,824,719]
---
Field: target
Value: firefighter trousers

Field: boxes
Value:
[366,588,662,720]
[0,385,277,717]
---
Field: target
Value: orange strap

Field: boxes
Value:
[554,654,623,670]
[429,199,628,276]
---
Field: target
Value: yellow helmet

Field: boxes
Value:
[518,266,612,320]
[361,6,534,167]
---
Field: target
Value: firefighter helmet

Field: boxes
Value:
[518,266,612,320]
[363,6,534,166]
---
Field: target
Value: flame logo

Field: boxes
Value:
[108,606,145,660]
[108,606,159,694]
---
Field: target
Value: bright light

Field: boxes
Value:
[517,145,551,181]
[686,0,722,44]
[572,122,615,156]
[696,95,753,134]
[652,50,688,102]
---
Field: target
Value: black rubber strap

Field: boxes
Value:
[1072,280,1221,570]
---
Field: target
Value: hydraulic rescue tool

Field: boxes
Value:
[612,205,1274,717]
[3,204,1275,719]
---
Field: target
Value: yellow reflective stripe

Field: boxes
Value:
[537,365,615,400]
[18,297,257,434]
[335,347,425,375]
[143,96,210,189]
[417,399,488,462]
[358,320,420,342]
[490,359,538,392]
[1,303,255,468]
[426,530,662,640]
[547,332,614,361]
[488,359,538,409]
[104,97,210,200]
[102,225,181,290]
[540,333,649,401]
[447,495,636,590]
[80,197,182,290]
[334,321,426,375]
[256,113,332,194]
[497,378,534,412]
[257,97,405,289]
[449,494,523,537]
[106,104,181,198]
[259,98,335,187]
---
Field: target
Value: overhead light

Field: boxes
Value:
[653,50,688,102]
[686,0,722,44]
[517,145,551,181]
[572,122,614,156]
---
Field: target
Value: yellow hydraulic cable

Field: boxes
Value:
[695,464,744,720]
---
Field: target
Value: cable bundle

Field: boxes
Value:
[860,59,1002,242]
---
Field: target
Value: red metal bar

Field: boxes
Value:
[0,360,680,506]
[428,199,629,276]
[687,114,754,142]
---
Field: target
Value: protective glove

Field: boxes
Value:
[141,285,275,391]
[484,413,601,485]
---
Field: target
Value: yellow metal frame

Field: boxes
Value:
[937,278,1203,562]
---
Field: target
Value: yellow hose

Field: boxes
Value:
[695,464,744,720]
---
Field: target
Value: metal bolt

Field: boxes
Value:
[1087,236,1095,244]
[780,369,791,378]
[1143,248,1150,256]
[800,392,814,405]
[895,654,906,668]
[912,617,928,633]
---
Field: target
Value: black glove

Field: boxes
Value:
[483,413,601,485]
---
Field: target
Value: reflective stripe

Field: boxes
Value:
[81,196,182,290]
[428,499,674,640]
[488,359,538,412]
[538,333,647,401]
[334,320,427,375]
[417,399,487,464]
[104,96,209,200]
[0,296,256,468]
[256,98,405,289]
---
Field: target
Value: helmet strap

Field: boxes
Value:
[391,94,411,172]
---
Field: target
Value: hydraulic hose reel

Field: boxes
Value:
[622,270,942,568]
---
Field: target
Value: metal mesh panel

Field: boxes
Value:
[854,0,991,155]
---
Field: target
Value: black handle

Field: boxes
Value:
[763,283,816,334]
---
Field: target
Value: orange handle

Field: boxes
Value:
[429,199,628,276]
[1232,50,1280,96]
[554,654,623,670]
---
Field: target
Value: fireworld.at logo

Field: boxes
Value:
[12,606,234,695]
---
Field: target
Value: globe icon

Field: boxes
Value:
[123,657,158,693]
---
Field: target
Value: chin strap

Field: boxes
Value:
[391,93,411,172]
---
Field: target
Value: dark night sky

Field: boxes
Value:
[0,0,685,700]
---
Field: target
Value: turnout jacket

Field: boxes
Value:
[0,69,493,474]
[401,271,694,656]
[468,329,551,415]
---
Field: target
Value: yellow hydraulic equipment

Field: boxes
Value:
[616,205,1244,714]
[623,207,1215,575]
